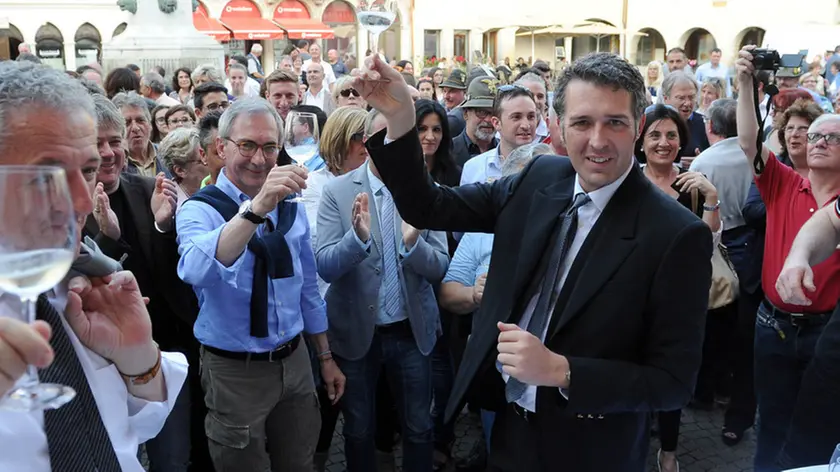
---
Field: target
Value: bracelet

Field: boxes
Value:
[317,350,332,360]
[119,343,162,386]
[703,200,721,212]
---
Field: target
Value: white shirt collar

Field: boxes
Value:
[573,158,635,213]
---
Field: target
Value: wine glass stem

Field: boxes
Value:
[21,297,39,388]
[371,32,380,55]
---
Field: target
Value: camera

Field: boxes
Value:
[751,48,806,71]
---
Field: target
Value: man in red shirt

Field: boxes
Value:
[736,46,840,472]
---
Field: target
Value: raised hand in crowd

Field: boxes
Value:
[150,172,178,231]
[352,53,415,139]
[0,317,53,397]
[251,165,308,216]
[93,182,121,240]
[351,192,371,242]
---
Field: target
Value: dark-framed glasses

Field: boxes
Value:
[340,88,360,98]
[807,133,840,146]
[225,138,280,158]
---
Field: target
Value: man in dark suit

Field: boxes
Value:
[353,52,713,471]
[84,94,210,472]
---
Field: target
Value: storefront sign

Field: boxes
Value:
[274,0,309,19]
[222,0,259,17]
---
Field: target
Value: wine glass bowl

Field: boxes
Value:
[355,0,397,58]
[284,111,320,203]
[0,165,78,411]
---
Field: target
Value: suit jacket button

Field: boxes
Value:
[587,414,594,419]
[597,415,604,420]
[375,268,381,274]
[368,305,375,311]
[576,414,584,419]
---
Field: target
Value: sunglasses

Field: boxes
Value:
[340,88,360,98]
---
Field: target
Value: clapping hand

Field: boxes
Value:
[93,182,121,240]
[150,173,178,232]
[473,273,487,306]
[352,193,371,242]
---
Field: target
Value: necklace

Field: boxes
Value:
[179,183,193,198]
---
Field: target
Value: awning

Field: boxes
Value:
[274,19,334,39]
[194,14,231,41]
[221,17,286,40]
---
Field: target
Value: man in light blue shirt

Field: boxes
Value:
[315,157,449,472]
[695,48,732,97]
[176,98,345,472]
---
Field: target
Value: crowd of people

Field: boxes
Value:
[0,37,839,472]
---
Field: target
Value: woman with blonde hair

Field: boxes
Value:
[332,76,367,109]
[646,61,664,103]
[300,105,370,471]
[698,77,726,116]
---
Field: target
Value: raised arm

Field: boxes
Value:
[354,54,518,234]
[776,202,840,305]
[735,46,771,176]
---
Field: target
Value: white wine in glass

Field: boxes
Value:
[0,166,78,411]
[284,111,320,203]
[356,0,397,58]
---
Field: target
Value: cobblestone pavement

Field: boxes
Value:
[322,404,757,472]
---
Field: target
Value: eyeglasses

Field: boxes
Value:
[806,133,840,146]
[350,131,364,142]
[471,109,492,119]
[340,88,360,98]
[205,102,230,112]
[168,117,193,125]
[225,138,280,158]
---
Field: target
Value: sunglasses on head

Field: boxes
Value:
[340,88,360,98]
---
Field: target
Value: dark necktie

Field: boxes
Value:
[506,192,591,403]
[36,296,122,472]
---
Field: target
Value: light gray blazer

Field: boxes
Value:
[315,164,449,361]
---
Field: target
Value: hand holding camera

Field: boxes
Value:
[735,46,757,86]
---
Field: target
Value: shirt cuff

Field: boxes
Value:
[154,221,172,234]
[384,137,395,145]
[353,230,372,252]
[127,351,188,443]
[399,238,418,258]
[558,387,570,400]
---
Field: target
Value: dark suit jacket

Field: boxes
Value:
[84,173,198,351]
[368,130,713,472]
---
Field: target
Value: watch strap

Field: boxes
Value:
[241,210,267,224]
[119,343,162,386]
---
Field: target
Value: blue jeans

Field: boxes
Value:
[145,379,192,472]
[753,302,827,472]
[336,326,434,472]
[431,330,455,451]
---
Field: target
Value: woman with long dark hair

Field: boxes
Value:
[415,99,460,187]
[103,67,140,99]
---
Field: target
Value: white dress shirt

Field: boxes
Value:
[460,146,503,185]
[0,285,188,472]
[302,166,336,297]
[303,59,337,88]
[503,159,634,412]
[303,86,329,111]
[224,77,261,98]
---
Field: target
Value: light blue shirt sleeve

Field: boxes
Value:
[443,233,480,286]
[176,200,249,289]
[297,211,328,335]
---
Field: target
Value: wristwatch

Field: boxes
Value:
[238,201,267,224]
[703,200,721,212]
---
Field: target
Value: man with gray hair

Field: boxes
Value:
[191,64,225,87]
[247,43,265,80]
[113,91,169,178]
[176,98,345,471]
[662,70,710,163]
[0,58,187,472]
[86,91,206,472]
[140,71,181,107]
[360,51,712,471]
[689,97,758,442]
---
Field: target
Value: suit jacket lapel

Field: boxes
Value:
[549,167,644,338]
[505,175,575,324]
[120,177,154,264]
[354,168,382,256]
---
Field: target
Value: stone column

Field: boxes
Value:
[63,41,76,71]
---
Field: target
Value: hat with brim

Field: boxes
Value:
[462,77,498,108]
[776,66,803,78]
[441,69,467,89]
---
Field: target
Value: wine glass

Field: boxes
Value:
[356,0,398,59]
[0,166,78,411]
[830,443,840,471]
[284,111,320,203]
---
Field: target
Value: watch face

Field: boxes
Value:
[239,200,251,214]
